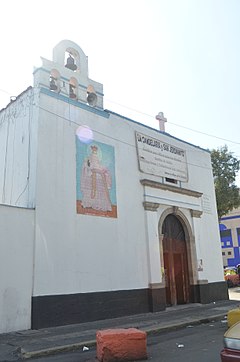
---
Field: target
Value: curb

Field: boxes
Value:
[21,312,228,360]
[21,340,96,360]
[145,313,228,335]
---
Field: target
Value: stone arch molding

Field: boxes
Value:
[158,207,193,243]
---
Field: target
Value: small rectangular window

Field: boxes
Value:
[228,251,232,255]
[165,178,177,184]
[220,230,231,238]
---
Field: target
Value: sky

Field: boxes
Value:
[1,0,240,181]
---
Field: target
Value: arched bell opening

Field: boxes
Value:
[49,69,60,92]
[69,77,78,99]
[161,213,191,306]
[53,41,85,74]
[86,85,97,107]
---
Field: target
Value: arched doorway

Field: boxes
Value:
[162,214,190,306]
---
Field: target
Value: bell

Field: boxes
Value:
[69,84,76,99]
[49,76,57,91]
[87,92,97,106]
[65,54,77,71]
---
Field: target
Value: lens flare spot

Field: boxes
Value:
[76,125,93,143]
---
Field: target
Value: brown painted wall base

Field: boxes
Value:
[148,287,166,312]
[32,282,229,329]
[32,289,150,329]
[190,281,229,304]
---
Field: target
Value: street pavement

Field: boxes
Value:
[1,290,240,361]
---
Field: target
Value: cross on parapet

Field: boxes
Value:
[156,112,167,132]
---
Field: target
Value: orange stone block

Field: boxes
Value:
[96,328,147,362]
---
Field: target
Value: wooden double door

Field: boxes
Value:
[162,214,190,306]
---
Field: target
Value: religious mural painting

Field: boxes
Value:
[76,138,117,218]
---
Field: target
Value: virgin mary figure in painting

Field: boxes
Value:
[81,145,112,211]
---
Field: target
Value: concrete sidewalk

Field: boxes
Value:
[1,299,240,361]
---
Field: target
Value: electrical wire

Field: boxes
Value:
[1,86,240,146]
[105,98,240,146]
[1,87,240,177]
[37,102,213,172]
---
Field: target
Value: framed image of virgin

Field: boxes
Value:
[76,138,117,218]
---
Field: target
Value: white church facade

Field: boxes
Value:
[0,40,227,333]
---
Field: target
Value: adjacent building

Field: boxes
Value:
[220,208,240,267]
[0,40,227,333]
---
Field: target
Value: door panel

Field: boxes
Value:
[162,215,190,305]
[163,252,171,306]
[174,253,185,304]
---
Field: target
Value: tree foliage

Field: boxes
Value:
[211,145,240,219]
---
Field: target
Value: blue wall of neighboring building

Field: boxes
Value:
[220,214,240,267]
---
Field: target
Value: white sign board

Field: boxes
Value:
[136,132,188,182]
